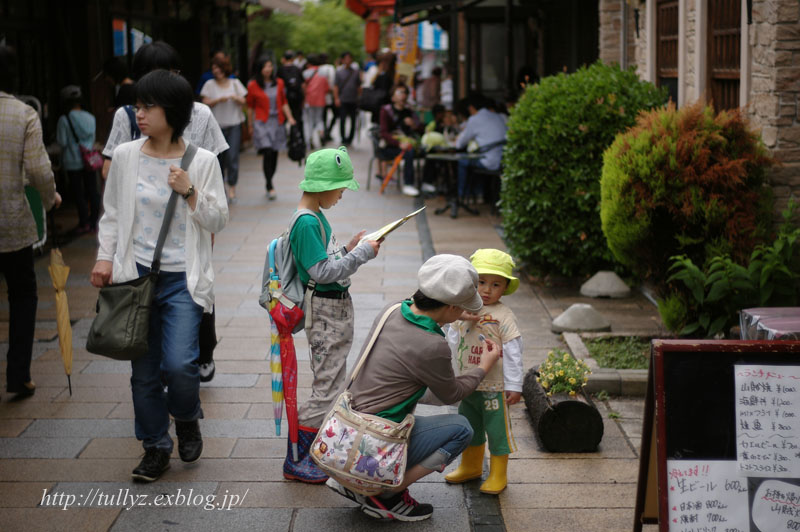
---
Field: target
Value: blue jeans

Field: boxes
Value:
[406,414,474,472]
[378,145,416,186]
[219,124,242,186]
[132,264,204,452]
[457,157,489,198]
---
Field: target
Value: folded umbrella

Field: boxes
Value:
[48,248,73,395]
[268,300,304,462]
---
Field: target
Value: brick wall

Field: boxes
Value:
[749,0,800,214]
[598,0,638,67]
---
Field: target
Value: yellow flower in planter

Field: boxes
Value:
[537,349,592,395]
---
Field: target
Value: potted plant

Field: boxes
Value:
[523,349,604,452]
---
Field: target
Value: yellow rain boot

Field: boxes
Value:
[445,444,485,484]
[479,454,509,494]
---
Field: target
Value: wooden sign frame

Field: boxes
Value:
[633,339,800,531]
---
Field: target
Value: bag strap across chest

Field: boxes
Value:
[150,143,197,273]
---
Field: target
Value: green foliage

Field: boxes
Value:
[584,336,650,370]
[660,205,800,337]
[600,102,775,290]
[501,61,667,277]
[248,1,365,65]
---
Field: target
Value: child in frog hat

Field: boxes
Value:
[445,248,522,494]
[283,147,382,483]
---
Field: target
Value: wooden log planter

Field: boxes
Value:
[522,368,604,452]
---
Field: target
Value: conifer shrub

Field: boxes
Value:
[501,62,666,277]
[600,101,774,291]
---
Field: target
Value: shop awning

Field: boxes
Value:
[346,0,395,17]
[394,0,488,23]
[259,0,302,16]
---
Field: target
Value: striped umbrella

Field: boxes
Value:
[269,313,283,436]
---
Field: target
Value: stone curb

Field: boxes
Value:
[563,332,648,397]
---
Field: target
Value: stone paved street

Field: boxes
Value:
[0,132,661,531]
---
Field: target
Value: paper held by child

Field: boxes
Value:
[360,206,426,243]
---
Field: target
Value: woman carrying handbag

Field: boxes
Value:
[90,70,228,483]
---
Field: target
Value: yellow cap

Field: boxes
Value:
[469,249,519,295]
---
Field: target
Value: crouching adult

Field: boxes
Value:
[326,254,501,521]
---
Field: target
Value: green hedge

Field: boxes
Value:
[600,102,774,291]
[501,62,666,277]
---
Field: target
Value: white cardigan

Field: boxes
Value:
[97,138,229,311]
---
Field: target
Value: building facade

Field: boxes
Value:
[599,0,800,215]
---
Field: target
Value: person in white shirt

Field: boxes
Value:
[91,70,228,484]
[455,94,507,200]
[200,54,247,202]
[101,42,228,180]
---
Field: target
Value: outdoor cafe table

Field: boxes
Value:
[739,307,800,340]
[425,151,483,218]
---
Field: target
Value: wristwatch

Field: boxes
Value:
[182,185,195,200]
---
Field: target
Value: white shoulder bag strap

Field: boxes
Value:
[347,303,402,388]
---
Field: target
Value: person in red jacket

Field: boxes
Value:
[246,56,296,199]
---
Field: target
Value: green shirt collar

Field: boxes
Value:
[400,299,444,337]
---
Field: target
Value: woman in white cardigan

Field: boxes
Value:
[91,70,228,483]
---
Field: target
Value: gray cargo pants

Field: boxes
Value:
[297,293,354,428]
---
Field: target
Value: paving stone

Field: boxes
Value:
[508,458,639,484]
[79,437,236,459]
[21,419,133,438]
[503,508,635,532]
[81,360,131,374]
[0,437,89,458]
[196,373,259,388]
[230,438,286,459]
[293,507,470,531]
[501,482,637,509]
[0,508,119,532]
[0,481,54,507]
[191,419,274,438]
[110,508,291,532]
[0,419,31,437]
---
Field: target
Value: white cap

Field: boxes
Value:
[418,254,483,313]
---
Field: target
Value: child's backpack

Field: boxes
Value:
[259,209,325,333]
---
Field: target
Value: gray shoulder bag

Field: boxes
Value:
[86,144,198,360]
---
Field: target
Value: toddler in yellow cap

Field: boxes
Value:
[445,248,522,495]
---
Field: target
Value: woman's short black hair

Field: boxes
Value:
[135,70,193,143]
[0,45,19,93]
[132,41,181,81]
[412,289,446,310]
[252,55,275,87]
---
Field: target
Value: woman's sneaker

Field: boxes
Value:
[325,478,366,506]
[361,489,433,522]
[131,448,171,482]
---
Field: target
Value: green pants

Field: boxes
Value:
[459,391,517,455]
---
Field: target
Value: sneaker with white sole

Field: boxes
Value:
[401,185,420,197]
[421,183,436,193]
[361,489,433,521]
[325,478,366,506]
[198,361,215,382]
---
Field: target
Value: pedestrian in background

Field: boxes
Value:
[201,53,247,203]
[56,85,100,234]
[0,45,62,399]
[333,51,361,146]
[302,55,330,150]
[102,41,229,180]
[91,70,228,482]
[247,56,296,200]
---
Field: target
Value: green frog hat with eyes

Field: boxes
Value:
[298,146,359,192]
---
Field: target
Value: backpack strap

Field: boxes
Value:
[288,209,326,330]
[123,105,141,140]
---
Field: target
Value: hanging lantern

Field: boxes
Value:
[365,18,380,54]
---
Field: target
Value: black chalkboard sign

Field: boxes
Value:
[633,340,800,532]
